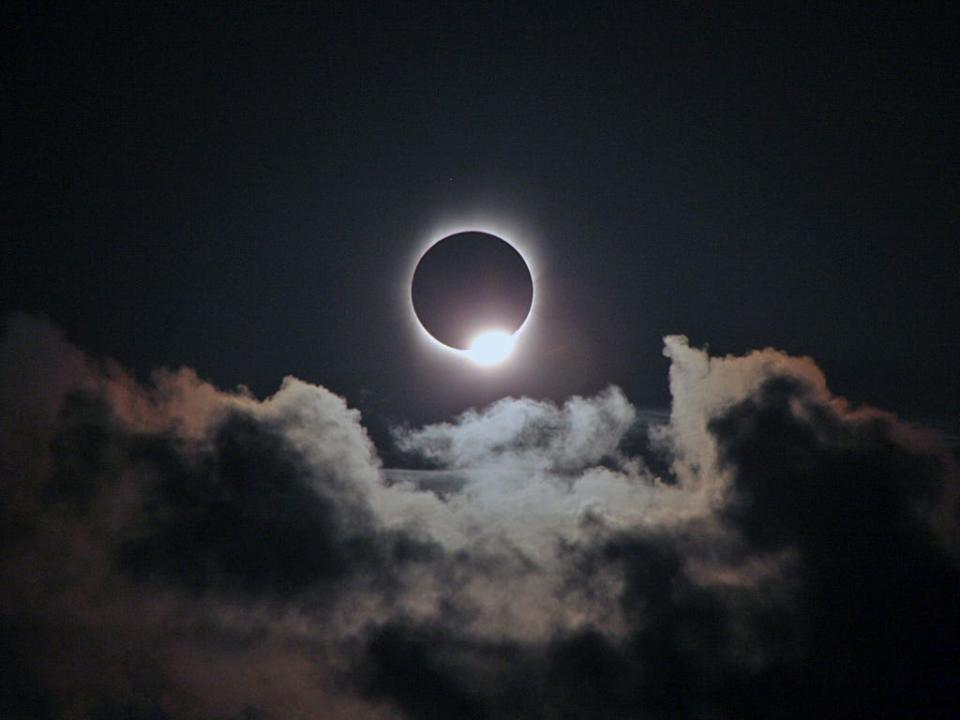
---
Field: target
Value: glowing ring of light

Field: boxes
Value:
[406,219,538,365]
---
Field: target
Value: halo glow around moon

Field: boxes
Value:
[411,231,534,366]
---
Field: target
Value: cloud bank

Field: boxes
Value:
[1,313,957,719]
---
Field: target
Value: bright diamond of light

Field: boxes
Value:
[465,330,515,366]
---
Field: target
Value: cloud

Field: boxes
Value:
[394,386,637,473]
[1,314,957,719]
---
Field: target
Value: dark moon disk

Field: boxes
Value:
[412,231,533,350]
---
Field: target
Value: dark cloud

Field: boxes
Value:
[354,363,960,720]
[1,316,958,718]
[118,410,380,598]
[710,374,960,716]
[356,621,509,719]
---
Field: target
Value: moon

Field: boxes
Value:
[411,231,533,362]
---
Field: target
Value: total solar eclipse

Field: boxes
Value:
[412,231,533,364]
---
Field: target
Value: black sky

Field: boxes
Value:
[3,6,960,718]
[4,3,958,419]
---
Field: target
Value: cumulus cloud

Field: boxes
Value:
[1,314,957,719]
[394,386,637,473]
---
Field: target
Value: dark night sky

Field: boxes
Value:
[3,5,960,720]
[4,2,958,422]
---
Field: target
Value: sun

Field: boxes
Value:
[464,330,516,366]
[408,228,535,367]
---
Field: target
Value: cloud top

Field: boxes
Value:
[1,314,957,719]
